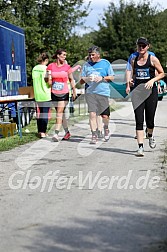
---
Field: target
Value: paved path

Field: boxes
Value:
[0,97,167,252]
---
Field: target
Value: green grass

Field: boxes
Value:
[0,119,39,151]
[0,109,89,152]
[0,103,122,152]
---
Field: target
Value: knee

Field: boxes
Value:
[147,122,154,129]
[90,112,96,119]
[136,122,143,130]
[101,114,108,119]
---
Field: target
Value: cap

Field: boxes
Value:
[136,37,149,45]
[88,46,100,54]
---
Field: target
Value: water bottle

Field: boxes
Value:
[90,74,96,82]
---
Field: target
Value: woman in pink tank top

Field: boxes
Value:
[46,49,76,142]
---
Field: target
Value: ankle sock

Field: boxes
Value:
[139,143,143,148]
[64,128,69,133]
[104,125,108,130]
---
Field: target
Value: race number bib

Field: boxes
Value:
[52,81,64,91]
[136,68,150,79]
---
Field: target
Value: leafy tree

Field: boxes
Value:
[1,0,166,84]
[150,9,167,69]
[0,0,42,82]
[0,0,90,83]
[35,0,91,58]
[93,0,167,68]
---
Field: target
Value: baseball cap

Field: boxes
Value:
[136,37,149,45]
[88,46,100,54]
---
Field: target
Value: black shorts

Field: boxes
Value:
[51,93,69,102]
[85,93,110,117]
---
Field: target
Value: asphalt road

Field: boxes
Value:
[0,97,167,252]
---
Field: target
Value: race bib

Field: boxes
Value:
[52,81,64,91]
[136,68,150,79]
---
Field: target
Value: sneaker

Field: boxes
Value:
[104,129,110,141]
[136,146,144,157]
[38,132,47,138]
[52,133,59,142]
[97,130,103,139]
[62,132,71,140]
[90,135,97,144]
[149,136,156,149]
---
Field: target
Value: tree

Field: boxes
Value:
[0,0,90,83]
[150,9,167,69]
[93,0,167,67]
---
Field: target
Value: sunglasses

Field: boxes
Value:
[138,44,147,49]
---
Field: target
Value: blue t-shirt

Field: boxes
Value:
[81,59,114,97]
[126,51,155,71]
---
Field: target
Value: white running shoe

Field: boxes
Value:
[136,146,144,157]
[149,136,156,149]
[90,135,97,144]
[52,133,59,142]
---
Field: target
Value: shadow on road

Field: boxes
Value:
[24,199,167,252]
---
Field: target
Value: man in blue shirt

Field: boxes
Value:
[81,46,115,144]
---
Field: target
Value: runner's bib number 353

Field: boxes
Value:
[52,81,64,91]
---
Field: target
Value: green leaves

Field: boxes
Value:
[93,0,167,68]
[0,0,90,83]
[1,0,167,83]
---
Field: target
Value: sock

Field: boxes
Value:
[64,128,69,133]
[139,143,143,148]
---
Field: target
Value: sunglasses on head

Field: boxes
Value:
[138,44,147,48]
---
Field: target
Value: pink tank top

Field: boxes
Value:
[47,63,71,95]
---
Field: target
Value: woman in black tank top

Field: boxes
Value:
[129,37,164,157]
[133,54,156,87]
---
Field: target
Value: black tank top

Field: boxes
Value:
[134,54,156,87]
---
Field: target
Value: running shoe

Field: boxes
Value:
[104,129,110,141]
[149,136,156,149]
[62,132,71,140]
[38,132,47,138]
[136,146,144,157]
[52,133,59,142]
[90,135,97,144]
